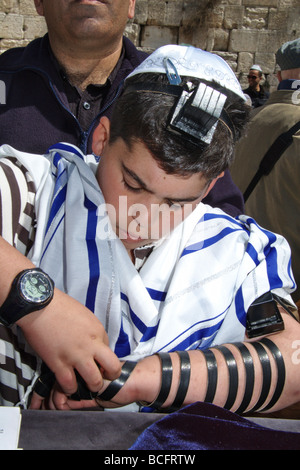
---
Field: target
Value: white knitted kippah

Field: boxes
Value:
[127,44,246,101]
[250,64,263,72]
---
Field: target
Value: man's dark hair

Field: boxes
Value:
[109,73,250,180]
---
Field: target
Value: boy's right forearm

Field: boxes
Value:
[0,235,121,399]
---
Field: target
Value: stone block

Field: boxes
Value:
[243,7,268,29]
[237,51,255,72]
[179,25,210,50]
[19,0,38,15]
[254,52,276,73]
[243,0,278,6]
[146,0,184,27]
[205,6,225,29]
[267,73,279,93]
[0,13,23,39]
[141,25,178,49]
[229,29,259,52]
[224,5,245,29]
[213,28,230,51]
[268,8,288,30]
[0,38,29,49]
[286,7,300,34]
[124,22,140,46]
[227,0,243,5]
[134,0,148,24]
[165,0,184,27]
[23,16,47,39]
[182,0,210,27]
[0,0,19,14]
[256,30,286,52]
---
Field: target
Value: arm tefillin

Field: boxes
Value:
[141,338,285,414]
[33,294,287,413]
[202,339,285,414]
[246,291,284,338]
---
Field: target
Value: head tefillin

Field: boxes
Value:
[163,56,229,145]
[124,45,244,148]
[168,79,229,146]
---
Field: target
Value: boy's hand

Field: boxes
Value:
[18,288,121,397]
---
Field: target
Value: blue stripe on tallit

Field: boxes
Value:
[157,308,228,352]
[246,217,288,289]
[263,229,283,289]
[181,226,243,257]
[114,318,131,358]
[121,292,148,335]
[84,196,100,312]
[121,292,158,342]
[140,323,160,342]
[48,142,84,159]
[166,319,224,351]
[40,213,65,263]
[119,292,160,349]
[235,217,295,327]
[146,287,167,302]
[180,212,249,258]
[235,285,246,327]
[46,154,68,233]
[245,242,260,266]
[45,185,67,234]
[203,212,250,230]
[288,258,296,291]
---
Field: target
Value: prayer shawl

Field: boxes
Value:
[0,143,296,365]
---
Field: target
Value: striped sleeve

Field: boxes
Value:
[0,157,36,255]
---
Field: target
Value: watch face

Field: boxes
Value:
[19,270,53,304]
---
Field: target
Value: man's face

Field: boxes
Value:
[97,137,210,253]
[247,69,261,90]
[34,0,135,45]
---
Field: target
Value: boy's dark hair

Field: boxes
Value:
[109,73,250,180]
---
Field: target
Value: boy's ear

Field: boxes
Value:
[203,172,224,198]
[92,116,111,156]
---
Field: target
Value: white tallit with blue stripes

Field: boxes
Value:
[1,143,296,362]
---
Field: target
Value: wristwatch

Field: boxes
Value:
[0,268,54,327]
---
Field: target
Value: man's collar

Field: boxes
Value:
[277,79,300,91]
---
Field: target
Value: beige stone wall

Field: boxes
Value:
[1,0,300,91]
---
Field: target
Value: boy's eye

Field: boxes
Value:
[166,200,183,209]
[123,179,142,192]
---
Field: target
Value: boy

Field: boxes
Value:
[0,45,299,414]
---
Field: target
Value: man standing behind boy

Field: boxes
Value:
[243,64,269,108]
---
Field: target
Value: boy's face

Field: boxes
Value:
[97,136,211,253]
